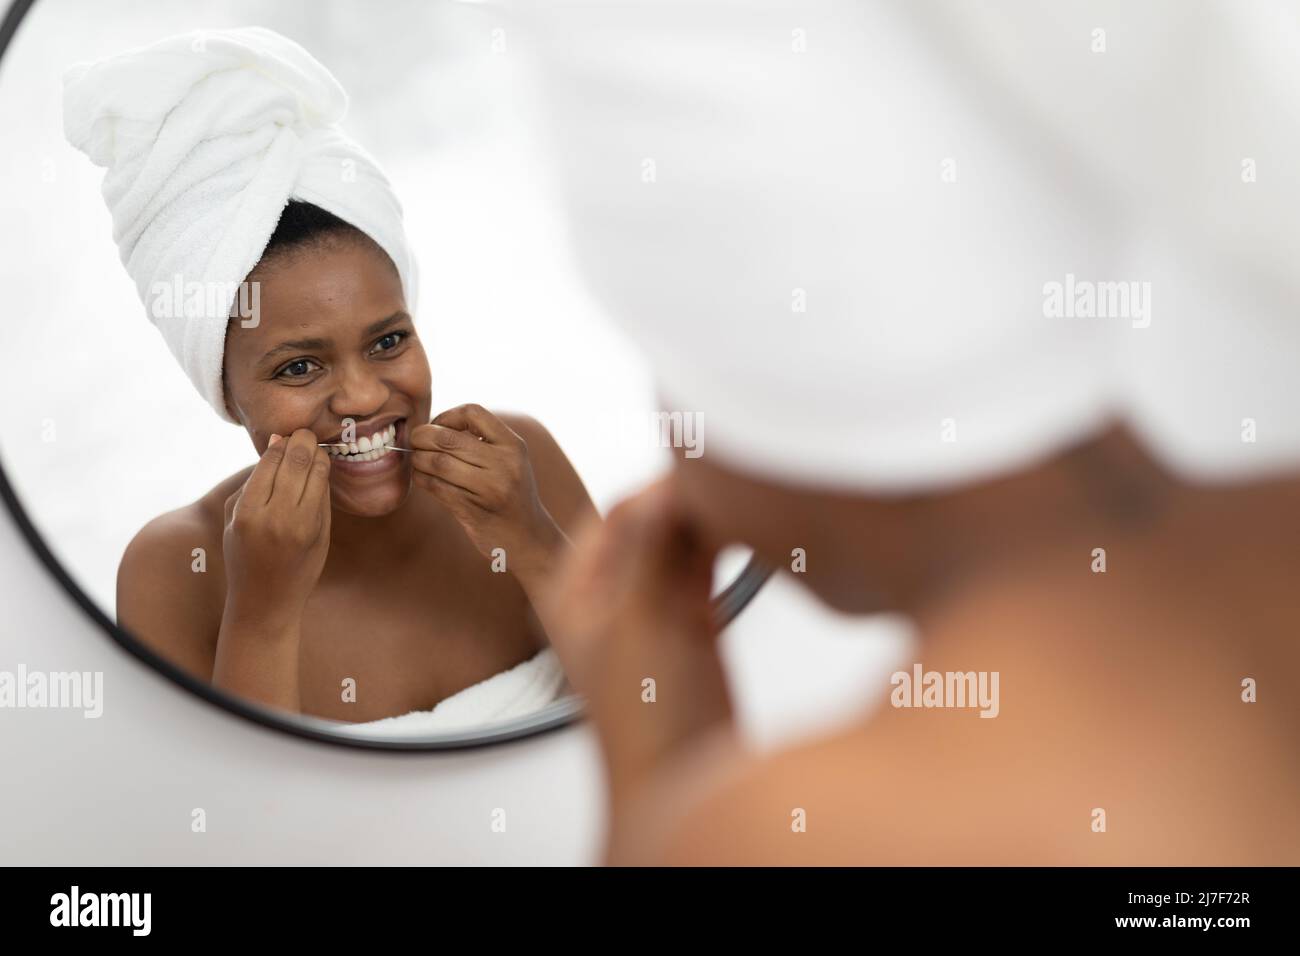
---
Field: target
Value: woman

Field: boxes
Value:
[66,28,596,721]
[523,1,1300,864]
[121,201,595,722]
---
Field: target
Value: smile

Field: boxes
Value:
[325,421,400,462]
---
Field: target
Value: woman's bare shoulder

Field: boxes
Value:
[115,467,254,676]
[641,607,1297,866]
[120,467,253,570]
[631,711,1072,866]
[496,411,599,534]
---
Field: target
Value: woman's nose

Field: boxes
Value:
[328,359,389,417]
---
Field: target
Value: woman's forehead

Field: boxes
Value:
[253,241,404,310]
[230,247,406,349]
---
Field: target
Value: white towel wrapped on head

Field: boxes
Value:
[62,26,417,422]
[503,0,1300,494]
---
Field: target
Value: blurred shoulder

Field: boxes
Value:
[634,680,1100,866]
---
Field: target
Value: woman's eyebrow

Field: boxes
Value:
[261,336,329,363]
[361,311,410,339]
[258,312,408,364]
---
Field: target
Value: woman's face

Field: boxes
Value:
[222,237,431,517]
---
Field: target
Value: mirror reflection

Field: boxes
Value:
[0,2,757,743]
[116,197,598,728]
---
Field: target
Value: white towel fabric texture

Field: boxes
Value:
[348,648,569,736]
[488,0,1300,494]
[63,26,418,423]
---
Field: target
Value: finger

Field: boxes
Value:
[300,445,332,508]
[408,422,490,466]
[430,403,516,445]
[645,478,712,572]
[590,491,659,600]
[270,428,320,505]
[642,480,720,629]
[413,468,481,509]
[223,487,243,527]
[573,509,626,591]
[634,477,709,567]
[609,480,714,612]
[557,481,667,592]
[411,448,486,492]
[316,457,332,541]
[242,433,287,506]
[546,509,625,621]
[662,511,719,612]
[318,480,332,542]
[411,450,483,497]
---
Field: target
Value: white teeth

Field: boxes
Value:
[325,422,399,461]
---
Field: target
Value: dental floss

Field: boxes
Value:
[318,443,413,453]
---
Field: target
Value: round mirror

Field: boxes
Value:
[0,0,768,748]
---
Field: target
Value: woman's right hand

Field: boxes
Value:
[222,428,333,622]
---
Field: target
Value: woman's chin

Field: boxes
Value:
[328,474,412,518]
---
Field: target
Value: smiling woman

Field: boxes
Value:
[65,27,602,727]
[116,195,598,723]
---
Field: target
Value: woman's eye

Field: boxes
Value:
[277,358,320,379]
[372,331,407,354]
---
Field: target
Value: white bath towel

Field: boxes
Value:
[493,0,1300,493]
[62,27,417,423]
[348,648,570,736]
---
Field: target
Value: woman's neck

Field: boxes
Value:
[896,423,1180,617]
[323,487,440,571]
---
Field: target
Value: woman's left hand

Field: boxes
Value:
[410,404,565,580]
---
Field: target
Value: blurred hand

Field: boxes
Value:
[542,477,732,799]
